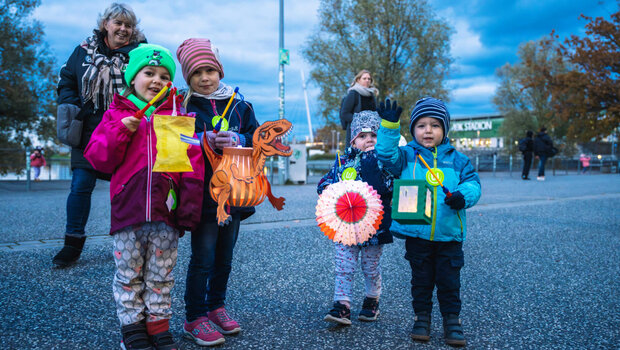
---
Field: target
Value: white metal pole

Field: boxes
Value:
[300,70,314,143]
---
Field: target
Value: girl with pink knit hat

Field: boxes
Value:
[176,38,259,347]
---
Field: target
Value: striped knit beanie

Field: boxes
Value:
[176,38,224,83]
[409,97,451,137]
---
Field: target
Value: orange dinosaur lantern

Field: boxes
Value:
[202,119,293,225]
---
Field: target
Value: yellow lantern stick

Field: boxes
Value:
[415,151,453,198]
[135,81,172,119]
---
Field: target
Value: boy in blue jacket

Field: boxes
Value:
[376,98,481,347]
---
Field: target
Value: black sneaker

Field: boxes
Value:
[323,301,351,325]
[358,297,379,321]
[150,330,180,350]
[120,322,154,350]
[443,313,466,347]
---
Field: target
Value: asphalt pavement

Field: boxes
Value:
[1,173,619,349]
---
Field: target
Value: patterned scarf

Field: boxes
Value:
[192,82,235,100]
[80,32,129,111]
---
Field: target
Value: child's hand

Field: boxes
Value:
[378,98,403,123]
[444,191,465,210]
[121,116,141,132]
[214,131,240,149]
[205,131,217,149]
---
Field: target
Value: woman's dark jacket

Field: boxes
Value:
[339,90,377,144]
[186,95,260,222]
[534,131,554,157]
[57,31,143,172]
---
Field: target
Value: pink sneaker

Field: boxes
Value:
[208,307,241,335]
[183,317,225,346]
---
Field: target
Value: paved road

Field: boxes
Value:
[1,173,619,349]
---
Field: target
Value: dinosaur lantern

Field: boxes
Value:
[202,119,293,225]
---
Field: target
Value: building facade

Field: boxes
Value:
[449,114,504,150]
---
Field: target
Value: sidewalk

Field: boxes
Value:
[1,174,619,349]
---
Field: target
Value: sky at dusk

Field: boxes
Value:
[33,0,616,141]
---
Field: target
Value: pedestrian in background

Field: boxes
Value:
[177,38,259,347]
[376,97,481,347]
[318,111,394,326]
[518,130,534,180]
[340,69,378,145]
[30,148,46,181]
[53,3,146,268]
[579,153,591,174]
[533,127,554,181]
[85,43,204,350]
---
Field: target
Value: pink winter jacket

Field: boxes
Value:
[84,94,204,235]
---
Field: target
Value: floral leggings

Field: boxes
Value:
[333,243,384,302]
[112,222,179,326]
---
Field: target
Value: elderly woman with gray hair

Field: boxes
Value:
[53,3,146,268]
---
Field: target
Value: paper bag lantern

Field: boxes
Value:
[391,179,433,225]
[152,114,195,172]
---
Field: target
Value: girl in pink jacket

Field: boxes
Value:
[85,44,203,350]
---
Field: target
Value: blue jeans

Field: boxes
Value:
[538,155,548,176]
[185,213,240,322]
[65,168,98,237]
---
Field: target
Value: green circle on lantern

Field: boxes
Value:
[342,167,357,181]
[211,116,229,131]
[425,168,445,187]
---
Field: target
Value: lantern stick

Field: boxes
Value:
[213,117,223,134]
[221,86,240,119]
[337,150,342,167]
[134,81,172,119]
[415,151,452,198]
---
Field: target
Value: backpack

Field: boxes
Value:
[518,138,528,152]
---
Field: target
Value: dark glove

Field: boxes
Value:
[377,98,403,123]
[444,191,465,210]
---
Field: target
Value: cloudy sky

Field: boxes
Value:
[34,0,615,141]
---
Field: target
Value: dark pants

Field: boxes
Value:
[522,152,533,179]
[65,168,98,237]
[538,155,548,176]
[185,213,241,322]
[405,237,464,315]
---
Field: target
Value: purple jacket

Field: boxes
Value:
[84,94,204,235]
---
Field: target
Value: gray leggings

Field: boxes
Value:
[333,243,383,302]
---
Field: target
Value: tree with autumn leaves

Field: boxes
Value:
[494,4,619,152]
[552,9,620,142]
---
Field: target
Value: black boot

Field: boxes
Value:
[443,313,466,347]
[52,235,85,268]
[121,322,154,350]
[410,311,431,342]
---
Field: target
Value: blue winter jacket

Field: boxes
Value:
[376,124,481,242]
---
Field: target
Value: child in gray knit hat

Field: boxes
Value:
[317,110,394,325]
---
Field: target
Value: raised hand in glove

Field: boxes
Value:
[377,98,403,123]
[214,130,240,149]
[444,191,465,210]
